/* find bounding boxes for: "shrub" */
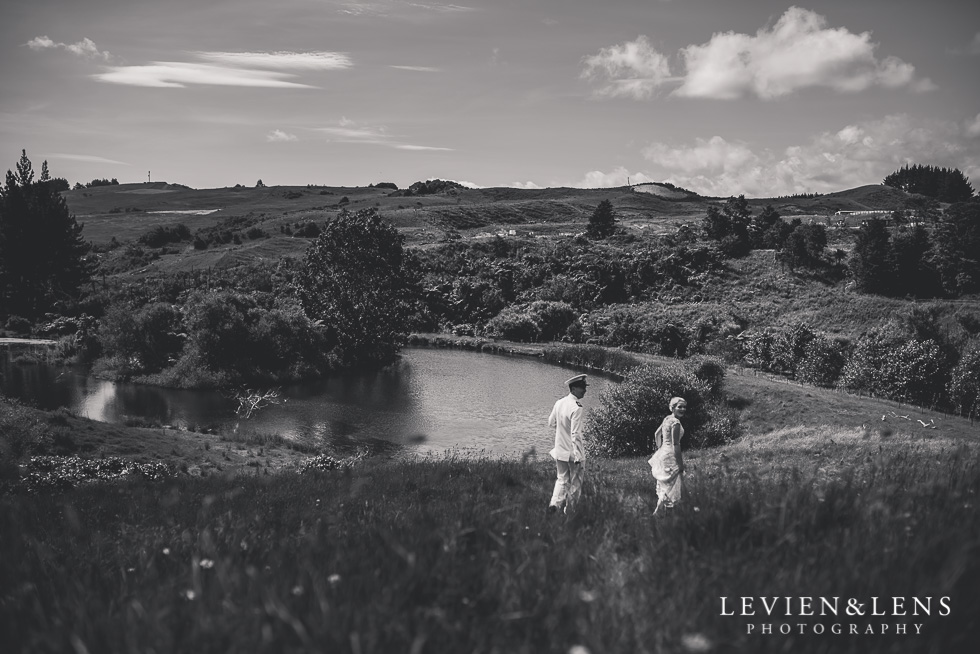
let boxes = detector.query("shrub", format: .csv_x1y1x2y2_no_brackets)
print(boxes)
948,345,980,419
838,330,949,406
796,335,848,387
485,301,577,343
585,361,719,457
4,315,31,335
685,355,726,398
485,308,538,342
138,224,191,248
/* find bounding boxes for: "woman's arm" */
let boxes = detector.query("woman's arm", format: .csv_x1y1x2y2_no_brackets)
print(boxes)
670,422,684,472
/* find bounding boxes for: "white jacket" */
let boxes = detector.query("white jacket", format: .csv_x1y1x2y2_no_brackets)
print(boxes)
548,393,586,462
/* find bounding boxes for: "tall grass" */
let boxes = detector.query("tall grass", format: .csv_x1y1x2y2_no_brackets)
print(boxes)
2,432,977,653
542,343,642,376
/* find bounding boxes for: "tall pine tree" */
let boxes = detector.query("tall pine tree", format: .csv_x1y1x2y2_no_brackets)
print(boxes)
0,150,93,318
849,217,895,295
587,199,617,239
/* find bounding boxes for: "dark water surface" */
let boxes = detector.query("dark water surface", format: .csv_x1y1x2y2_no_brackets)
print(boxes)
1,345,615,457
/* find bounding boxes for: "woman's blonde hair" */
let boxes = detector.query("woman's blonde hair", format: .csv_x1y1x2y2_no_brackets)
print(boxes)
669,397,686,411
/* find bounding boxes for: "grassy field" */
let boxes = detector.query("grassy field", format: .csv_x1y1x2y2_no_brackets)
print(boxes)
2,423,977,653
2,341,979,653
64,180,906,249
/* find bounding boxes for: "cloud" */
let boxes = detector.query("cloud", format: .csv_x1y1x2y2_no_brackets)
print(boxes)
513,181,544,189
390,65,440,72
637,114,980,197
970,33,980,55
316,119,450,151
267,129,298,142
195,51,351,70
27,36,111,61
441,179,481,189
967,113,980,138
316,124,390,143
92,50,350,88
94,62,315,88
638,116,977,196
581,35,674,99
395,144,453,151
337,1,476,18
51,153,129,165
583,7,932,101
576,166,657,188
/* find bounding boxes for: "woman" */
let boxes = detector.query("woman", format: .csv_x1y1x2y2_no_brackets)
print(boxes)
648,397,687,514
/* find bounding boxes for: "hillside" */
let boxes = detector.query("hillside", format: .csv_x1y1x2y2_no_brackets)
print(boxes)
65,181,918,249
60,180,980,348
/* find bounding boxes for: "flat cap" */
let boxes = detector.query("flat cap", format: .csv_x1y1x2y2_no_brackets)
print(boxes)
565,374,588,386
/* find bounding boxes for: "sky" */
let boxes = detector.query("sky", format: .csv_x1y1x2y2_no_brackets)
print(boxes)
2,0,979,197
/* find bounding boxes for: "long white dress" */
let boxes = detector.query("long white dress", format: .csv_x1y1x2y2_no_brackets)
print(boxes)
648,415,684,509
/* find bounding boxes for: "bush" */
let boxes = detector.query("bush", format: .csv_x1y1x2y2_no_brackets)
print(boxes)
838,330,949,406
948,345,980,419
796,335,848,387
585,361,735,458
4,315,32,335
485,301,577,343
685,355,726,398
138,224,191,248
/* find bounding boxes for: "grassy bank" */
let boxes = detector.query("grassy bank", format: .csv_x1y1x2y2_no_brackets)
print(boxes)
2,424,978,653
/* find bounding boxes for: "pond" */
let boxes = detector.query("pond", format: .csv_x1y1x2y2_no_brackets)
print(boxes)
0,345,616,458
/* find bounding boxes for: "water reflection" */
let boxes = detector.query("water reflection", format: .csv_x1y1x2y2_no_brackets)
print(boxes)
1,345,616,457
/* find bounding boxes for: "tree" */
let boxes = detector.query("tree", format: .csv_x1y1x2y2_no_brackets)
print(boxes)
849,218,894,294
750,204,786,248
0,150,93,318
892,224,939,297
932,202,980,295
948,345,980,420
298,208,417,366
587,199,617,239
702,205,730,240
883,164,975,203
781,224,827,270
703,196,751,256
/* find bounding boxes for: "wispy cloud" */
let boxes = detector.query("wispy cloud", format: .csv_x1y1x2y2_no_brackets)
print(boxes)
337,1,476,18
92,50,350,88
317,123,391,144
27,36,111,61
395,144,453,151
195,51,352,70
316,119,451,151
583,7,934,101
94,63,315,88
390,65,440,72
267,129,298,142
964,32,980,55
639,114,979,196
51,153,129,165
966,113,980,138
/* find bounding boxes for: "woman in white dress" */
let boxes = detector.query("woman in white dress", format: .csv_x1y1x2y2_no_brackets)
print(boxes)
648,397,687,514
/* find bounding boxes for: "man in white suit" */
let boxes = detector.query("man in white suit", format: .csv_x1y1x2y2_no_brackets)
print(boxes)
547,374,588,514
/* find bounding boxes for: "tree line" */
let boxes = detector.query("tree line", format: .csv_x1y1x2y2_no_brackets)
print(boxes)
883,164,975,203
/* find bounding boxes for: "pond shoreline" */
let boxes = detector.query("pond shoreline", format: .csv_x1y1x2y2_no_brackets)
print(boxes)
0,337,58,345
406,332,628,381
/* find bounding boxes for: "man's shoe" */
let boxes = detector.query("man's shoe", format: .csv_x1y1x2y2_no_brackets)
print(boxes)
547,505,558,514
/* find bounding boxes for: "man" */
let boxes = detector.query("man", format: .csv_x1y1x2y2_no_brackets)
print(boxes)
547,374,587,514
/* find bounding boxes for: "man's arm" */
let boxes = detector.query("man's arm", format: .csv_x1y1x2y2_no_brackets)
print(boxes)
569,403,584,460
548,401,558,428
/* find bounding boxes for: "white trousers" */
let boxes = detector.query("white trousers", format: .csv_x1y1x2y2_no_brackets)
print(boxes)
550,459,584,511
